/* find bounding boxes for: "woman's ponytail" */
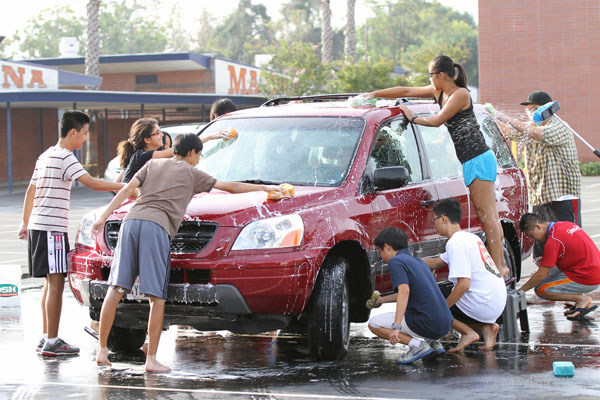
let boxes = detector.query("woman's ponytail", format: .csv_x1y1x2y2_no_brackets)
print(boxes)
117,139,135,169
431,55,468,89
453,62,468,88
116,118,158,169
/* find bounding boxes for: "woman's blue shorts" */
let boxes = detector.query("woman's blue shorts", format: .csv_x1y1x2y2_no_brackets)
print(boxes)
462,149,497,186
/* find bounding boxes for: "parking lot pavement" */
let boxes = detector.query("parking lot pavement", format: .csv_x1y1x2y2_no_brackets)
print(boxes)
1,178,600,398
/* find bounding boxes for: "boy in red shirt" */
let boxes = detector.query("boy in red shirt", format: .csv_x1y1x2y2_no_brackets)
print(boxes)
519,213,600,321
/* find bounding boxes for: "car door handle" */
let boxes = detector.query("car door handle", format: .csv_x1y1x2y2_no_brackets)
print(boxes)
421,199,435,207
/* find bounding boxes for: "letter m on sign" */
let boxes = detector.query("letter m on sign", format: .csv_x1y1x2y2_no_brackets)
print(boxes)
228,65,247,94
2,66,25,88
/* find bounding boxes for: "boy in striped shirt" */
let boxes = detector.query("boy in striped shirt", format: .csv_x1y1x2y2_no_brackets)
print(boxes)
18,110,124,357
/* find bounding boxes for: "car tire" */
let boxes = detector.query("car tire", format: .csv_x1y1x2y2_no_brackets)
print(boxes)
107,326,146,353
503,239,517,289
307,256,350,361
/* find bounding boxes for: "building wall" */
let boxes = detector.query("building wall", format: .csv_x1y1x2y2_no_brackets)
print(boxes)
0,110,211,186
100,70,215,93
0,108,59,184
479,0,600,162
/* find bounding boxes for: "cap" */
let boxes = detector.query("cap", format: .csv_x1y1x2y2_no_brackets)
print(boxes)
520,90,552,106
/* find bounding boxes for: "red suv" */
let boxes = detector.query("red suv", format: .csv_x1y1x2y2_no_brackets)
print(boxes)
68,95,532,360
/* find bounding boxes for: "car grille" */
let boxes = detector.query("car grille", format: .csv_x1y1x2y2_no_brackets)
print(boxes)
104,220,218,254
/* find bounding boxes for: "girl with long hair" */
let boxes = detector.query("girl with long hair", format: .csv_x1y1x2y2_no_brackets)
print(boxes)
364,55,507,277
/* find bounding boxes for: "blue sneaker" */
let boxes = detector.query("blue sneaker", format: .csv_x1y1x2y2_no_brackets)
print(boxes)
396,341,434,364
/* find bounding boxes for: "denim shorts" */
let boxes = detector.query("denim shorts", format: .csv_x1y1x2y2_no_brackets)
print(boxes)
462,149,497,186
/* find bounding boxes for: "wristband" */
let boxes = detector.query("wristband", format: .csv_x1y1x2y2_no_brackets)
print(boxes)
391,322,402,330
411,115,418,123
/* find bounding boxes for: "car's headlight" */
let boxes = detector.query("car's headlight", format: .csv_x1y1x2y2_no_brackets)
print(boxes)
232,214,304,250
76,209,102,248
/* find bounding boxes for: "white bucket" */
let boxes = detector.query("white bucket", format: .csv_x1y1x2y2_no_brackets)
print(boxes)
0,264,22,308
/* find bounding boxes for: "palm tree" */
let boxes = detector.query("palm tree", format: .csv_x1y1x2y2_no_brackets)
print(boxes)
345,0,356,62
85,0,100,176
85,0,100,88
321,0,333,63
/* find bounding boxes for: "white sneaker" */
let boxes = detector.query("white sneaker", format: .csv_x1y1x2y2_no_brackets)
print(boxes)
429,340,445,356
396,341,434,364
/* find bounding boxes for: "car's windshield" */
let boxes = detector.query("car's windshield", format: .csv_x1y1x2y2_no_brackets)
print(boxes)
198,117,364,186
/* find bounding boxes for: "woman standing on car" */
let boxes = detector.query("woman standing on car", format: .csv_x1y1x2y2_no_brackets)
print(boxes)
364,54,508,277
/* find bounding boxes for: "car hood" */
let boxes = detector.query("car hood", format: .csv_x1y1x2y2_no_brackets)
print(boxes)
185,186,340,226
113,186,340,227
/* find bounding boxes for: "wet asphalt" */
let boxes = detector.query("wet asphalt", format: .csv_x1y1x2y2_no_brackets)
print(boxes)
1,179,600,399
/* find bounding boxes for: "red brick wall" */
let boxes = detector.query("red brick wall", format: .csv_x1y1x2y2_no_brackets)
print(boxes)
0,108,59,183
101,70,214,93
479,0,600,162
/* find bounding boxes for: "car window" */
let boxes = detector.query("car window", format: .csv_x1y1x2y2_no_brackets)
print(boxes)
369,117,422,182
199,117,364,186
476,113,515,169
418,124,463,179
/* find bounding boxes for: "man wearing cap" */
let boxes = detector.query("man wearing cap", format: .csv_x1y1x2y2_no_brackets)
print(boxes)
495,90,581,260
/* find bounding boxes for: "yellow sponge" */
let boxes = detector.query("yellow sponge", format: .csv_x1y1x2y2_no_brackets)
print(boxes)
366,290,380,309
267,183,295,201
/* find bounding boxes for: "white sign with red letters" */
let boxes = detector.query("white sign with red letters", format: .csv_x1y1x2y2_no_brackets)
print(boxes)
214,59,260,96
0,61,58,90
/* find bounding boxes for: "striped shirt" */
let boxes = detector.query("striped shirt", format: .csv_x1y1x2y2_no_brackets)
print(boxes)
28,146,87,232
509,116,581,206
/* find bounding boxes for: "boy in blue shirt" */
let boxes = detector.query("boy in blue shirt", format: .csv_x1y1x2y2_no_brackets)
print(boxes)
368,227,453,363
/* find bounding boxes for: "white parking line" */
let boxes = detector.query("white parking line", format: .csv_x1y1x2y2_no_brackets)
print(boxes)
582,208,600,214
0,259,26,264
3,381,404,400
584,182,600,188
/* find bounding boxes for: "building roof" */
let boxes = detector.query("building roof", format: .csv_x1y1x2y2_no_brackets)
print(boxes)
0,89,266,109
23,52,213,74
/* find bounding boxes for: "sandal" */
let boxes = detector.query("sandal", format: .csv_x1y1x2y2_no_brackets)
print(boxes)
566,305,597,321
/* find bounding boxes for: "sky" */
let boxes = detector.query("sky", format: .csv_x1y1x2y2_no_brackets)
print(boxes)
0,0,478,53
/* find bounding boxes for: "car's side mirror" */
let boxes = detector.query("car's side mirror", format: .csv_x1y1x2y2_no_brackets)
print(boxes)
374,166,410,190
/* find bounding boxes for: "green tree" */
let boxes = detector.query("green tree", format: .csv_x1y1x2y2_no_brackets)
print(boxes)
209,0,273,64
260,40,332,97
12,1,167,58
14,6,85,58
357,0,479,85
278,0,322,44
98,1,167,54
327,58,409,93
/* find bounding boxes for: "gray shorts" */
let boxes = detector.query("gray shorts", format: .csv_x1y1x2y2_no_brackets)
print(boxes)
108,219,171,299
536,267,600,295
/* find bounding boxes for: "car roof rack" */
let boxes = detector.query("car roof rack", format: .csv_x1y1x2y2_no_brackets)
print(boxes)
261,93,361,107
394,97,436,105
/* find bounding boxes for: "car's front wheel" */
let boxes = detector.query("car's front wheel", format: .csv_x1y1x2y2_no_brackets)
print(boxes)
107,326,146,353
307,256,350,360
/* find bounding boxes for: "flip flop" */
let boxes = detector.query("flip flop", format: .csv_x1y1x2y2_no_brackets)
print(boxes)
564,300,593,315
566,305,598,321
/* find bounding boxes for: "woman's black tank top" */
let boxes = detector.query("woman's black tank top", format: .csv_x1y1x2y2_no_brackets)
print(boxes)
437,91,489,164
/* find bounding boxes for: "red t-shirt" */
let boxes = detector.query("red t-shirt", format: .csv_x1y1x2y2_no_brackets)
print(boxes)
540,221,600,285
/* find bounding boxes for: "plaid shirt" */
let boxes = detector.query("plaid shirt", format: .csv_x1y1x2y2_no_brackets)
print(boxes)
509,116,581,206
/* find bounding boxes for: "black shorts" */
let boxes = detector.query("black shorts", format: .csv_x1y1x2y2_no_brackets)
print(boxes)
438,281,483,325
28,230,70,278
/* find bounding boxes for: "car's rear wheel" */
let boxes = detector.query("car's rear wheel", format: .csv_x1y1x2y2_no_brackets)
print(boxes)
307,256,350,360
107,326,146,353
